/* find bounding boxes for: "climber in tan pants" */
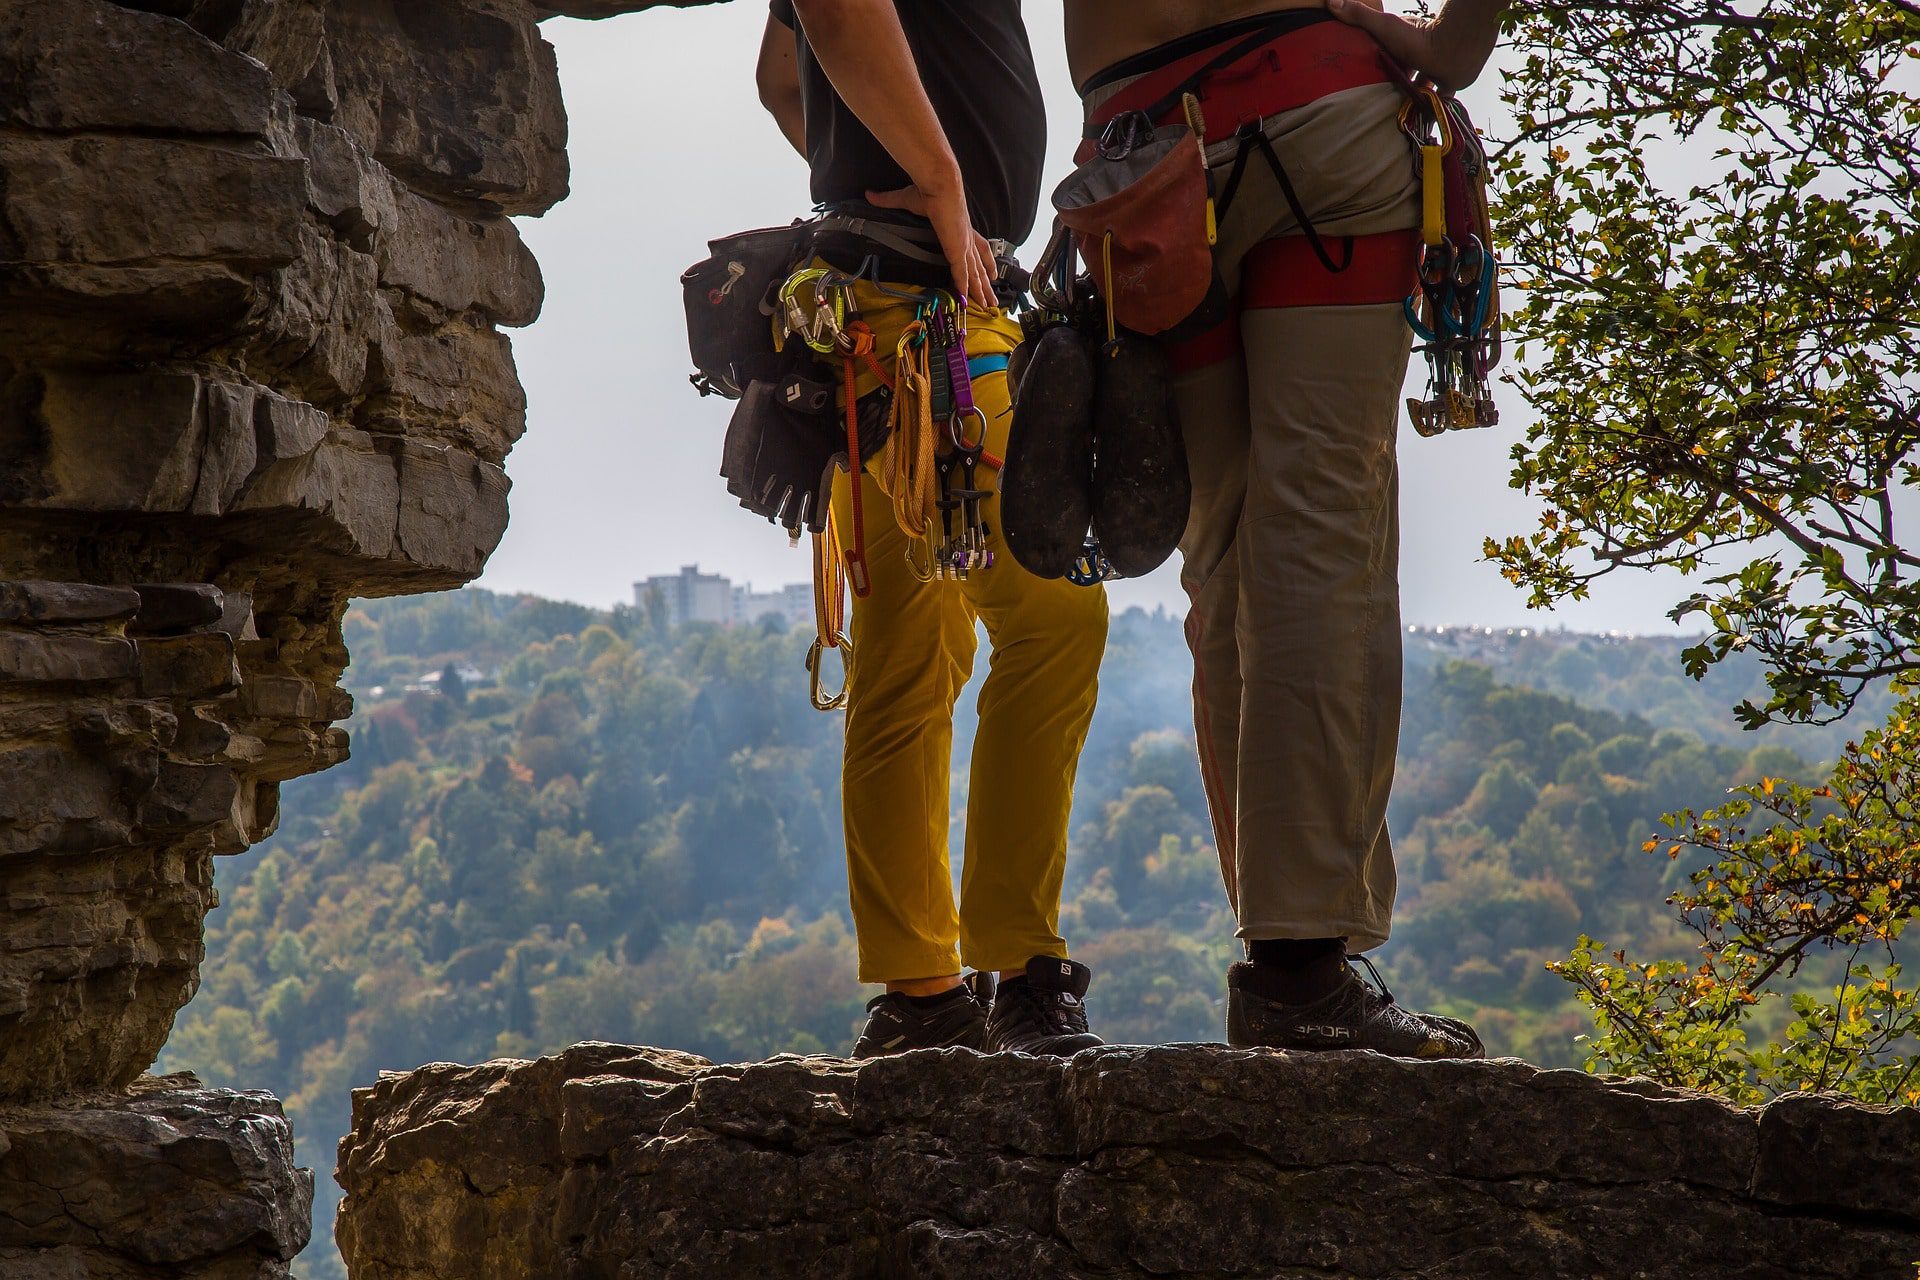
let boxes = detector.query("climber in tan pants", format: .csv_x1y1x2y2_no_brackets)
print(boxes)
1063,0,1504,1055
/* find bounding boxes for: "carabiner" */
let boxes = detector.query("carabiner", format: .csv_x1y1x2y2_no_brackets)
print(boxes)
948,405,989,456
806,632,852,712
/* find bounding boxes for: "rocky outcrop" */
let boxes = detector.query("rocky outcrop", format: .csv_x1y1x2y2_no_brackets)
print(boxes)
0,0,551,1104
0,1073,312,1279
336,1043,1920,1279
1,0,586,1271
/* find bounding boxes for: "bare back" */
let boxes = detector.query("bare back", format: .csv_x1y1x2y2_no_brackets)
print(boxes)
1063,0,1381,90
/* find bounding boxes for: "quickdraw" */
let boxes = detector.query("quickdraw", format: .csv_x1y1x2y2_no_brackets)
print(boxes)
1398,83,1500,438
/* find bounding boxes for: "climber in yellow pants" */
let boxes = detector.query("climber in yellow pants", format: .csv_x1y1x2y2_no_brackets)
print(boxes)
822,275,1110,1057
760,0,1110,1058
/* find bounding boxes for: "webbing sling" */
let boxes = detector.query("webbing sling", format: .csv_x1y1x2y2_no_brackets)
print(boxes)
1214,125,1354,274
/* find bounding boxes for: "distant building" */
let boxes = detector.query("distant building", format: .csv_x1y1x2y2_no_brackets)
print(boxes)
634,566,811,630
403,663,488,694
734,581,813,630
636,566,737,627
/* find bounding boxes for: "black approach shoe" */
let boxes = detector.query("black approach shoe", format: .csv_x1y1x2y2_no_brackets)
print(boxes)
985,956,1105,1056
1089,333,1189,579
1227,955,1485,1059
852,985,987,1059
1001,323,1097,579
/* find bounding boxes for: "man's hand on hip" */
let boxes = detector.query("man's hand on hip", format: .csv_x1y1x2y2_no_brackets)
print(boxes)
1326,0,1503,94
866,182,999,308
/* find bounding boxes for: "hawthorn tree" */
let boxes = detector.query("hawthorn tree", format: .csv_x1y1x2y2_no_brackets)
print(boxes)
1491,0,1920,1097
1490,0,1920,727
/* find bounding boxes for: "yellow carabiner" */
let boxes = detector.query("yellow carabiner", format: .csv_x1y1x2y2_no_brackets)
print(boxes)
779,267,846,354
806,632,852,712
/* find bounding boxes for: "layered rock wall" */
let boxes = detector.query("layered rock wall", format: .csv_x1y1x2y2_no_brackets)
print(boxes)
336,1043,1920,1280
1,0,587,1272
1,0,552,1104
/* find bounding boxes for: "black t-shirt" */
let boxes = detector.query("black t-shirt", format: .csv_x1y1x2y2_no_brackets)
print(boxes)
769,0,1045,244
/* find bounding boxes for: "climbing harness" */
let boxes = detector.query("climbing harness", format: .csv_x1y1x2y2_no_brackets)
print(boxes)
774,269,1017,710
1398,83,1500,437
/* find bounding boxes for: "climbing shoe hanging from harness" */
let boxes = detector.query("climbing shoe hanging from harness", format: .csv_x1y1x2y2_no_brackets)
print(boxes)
1002,315,1097,581
1090,331,1187,579
1001,217,1188,582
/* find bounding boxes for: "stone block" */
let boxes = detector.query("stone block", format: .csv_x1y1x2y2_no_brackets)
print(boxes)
0,845,211,1099
136,634,240,699
215,591,259,642
0,0,273,136
233,429,402,563
1753,1091,1920,1221
377,184,544,326
0,634,136,684
362,317,527,463
0,742,128,845
238,676,323,721
17,370,327,520
0,581,140,626
250,0,569,215
136,762,239,830
0,136,307,270
338,1044,1920,1280
129,584,226,635
0,1076,312,1271
393,441,512,581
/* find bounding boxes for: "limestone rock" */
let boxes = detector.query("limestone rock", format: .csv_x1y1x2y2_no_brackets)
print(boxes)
0,1074,312,1278
336,1043,1920,1280
0,0,541,1107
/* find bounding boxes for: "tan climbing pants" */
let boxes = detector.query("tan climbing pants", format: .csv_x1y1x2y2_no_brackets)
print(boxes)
1086,39,1422,951
827,277,1109,984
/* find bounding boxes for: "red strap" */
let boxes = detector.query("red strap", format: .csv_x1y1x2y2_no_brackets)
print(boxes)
1081,20,1393,154
1242,228,1419,309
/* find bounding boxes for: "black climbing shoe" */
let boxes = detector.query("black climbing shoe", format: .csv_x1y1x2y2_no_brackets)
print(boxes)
1089,333,1189,579
852,985,987,1059
1001,323,1097,579
985,956,1104,1056
1226,956,1484,1059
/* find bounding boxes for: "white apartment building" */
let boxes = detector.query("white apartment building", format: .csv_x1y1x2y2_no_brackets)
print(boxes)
633,566,812,630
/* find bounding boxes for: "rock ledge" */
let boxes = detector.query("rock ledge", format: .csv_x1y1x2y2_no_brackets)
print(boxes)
336,1042,1920,1279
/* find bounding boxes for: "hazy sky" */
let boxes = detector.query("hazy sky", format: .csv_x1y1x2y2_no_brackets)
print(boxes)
478,2,1690,632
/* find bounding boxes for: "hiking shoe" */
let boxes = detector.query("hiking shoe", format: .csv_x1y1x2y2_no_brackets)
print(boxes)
1089,332,1189,579
985,956,1104,1056
1226,955,1484,1059
1002,323,1097,579
852,985,987,1059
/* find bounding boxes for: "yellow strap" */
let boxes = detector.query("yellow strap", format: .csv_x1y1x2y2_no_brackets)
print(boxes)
1410,87,1454,247
1420,144,1445,246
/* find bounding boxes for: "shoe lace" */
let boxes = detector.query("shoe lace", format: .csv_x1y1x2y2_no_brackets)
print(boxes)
1349,953,1399,1006
1006,982,1089,1036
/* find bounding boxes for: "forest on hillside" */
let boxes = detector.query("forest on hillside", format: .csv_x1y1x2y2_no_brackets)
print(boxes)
159,588,1835,1276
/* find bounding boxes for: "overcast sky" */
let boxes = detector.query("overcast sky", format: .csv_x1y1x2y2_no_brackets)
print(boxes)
478,1,1691,633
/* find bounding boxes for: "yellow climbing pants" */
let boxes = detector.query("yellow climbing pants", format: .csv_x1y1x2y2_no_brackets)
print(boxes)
827,275,1108,984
